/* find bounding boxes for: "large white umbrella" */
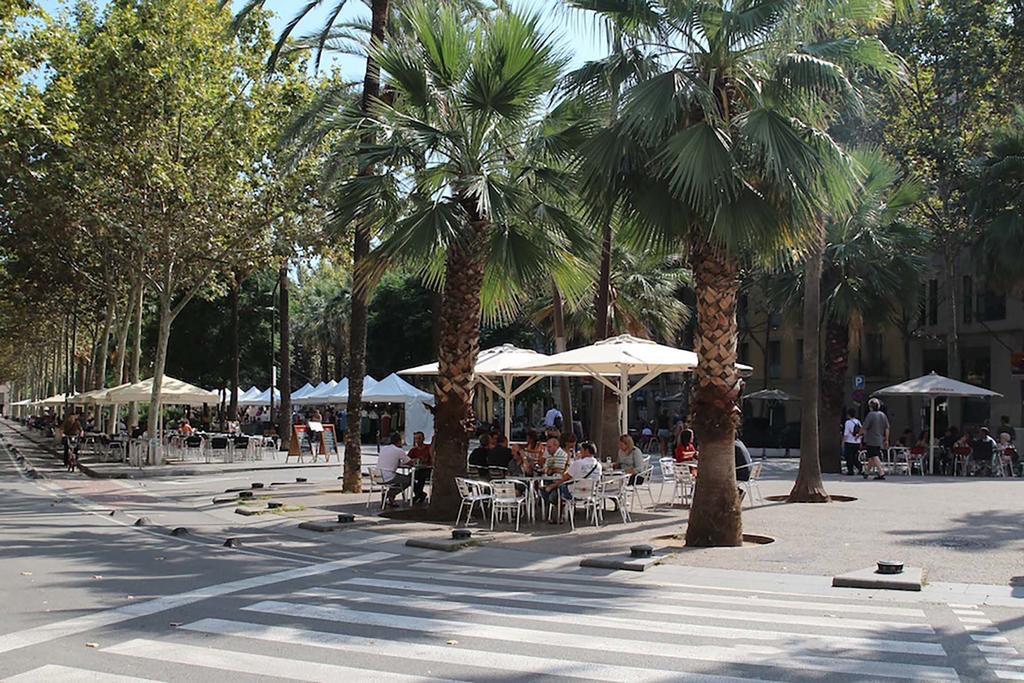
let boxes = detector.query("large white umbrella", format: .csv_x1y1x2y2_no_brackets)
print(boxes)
39,392,74,406
106,376,218,406
873,371,1002,472
511,335,700,435
401,344,570,437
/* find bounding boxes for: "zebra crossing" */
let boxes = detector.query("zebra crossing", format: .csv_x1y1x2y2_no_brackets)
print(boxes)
5,559,1009,681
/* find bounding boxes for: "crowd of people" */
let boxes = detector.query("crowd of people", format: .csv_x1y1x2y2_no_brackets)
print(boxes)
842,399,1018,478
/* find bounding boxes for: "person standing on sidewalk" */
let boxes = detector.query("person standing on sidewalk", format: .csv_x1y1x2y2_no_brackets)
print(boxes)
862,398,889,480
842,408,864,475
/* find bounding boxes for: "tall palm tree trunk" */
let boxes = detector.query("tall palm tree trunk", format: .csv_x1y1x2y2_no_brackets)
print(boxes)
228,275,240,421
428,221,489,517
590,219,612,446
277,264,292,449
790,227,830,502
819,320,849,473
342,0,389,494
685,243,743,547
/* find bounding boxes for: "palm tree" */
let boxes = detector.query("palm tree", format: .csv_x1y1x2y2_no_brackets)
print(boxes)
339,3,579,516
768,148,925,471
572,0,880,545
976,107,1024,294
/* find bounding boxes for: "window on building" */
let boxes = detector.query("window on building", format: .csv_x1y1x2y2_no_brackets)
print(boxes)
977,283,1006,322
738,342,749,364
863,332,886,376
918,282,927,327
928,279,938,325
768,340,782,379
795,339,803,379
963,275,973,324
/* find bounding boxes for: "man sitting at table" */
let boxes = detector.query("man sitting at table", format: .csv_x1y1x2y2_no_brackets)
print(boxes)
542,441,602,516
378,432,412,507
468,434,491,470
407,431,432,505
543,436,569,476
487,434,514,469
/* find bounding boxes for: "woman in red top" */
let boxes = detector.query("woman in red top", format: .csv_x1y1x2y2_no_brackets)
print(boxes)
674,428,697,463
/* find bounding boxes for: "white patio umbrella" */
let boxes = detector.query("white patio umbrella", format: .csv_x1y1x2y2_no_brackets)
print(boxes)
742,388,799,402
873,371,1002,472
401,344,568,437
105,376,218,406
39,392,74,406
511,335,700,435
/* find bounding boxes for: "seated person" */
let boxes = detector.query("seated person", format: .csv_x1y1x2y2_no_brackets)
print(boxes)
615,434,645,484
996,431,1018,474
406,431,432,505
543,436,569,476
674,428,697,462
970,427,997,476
487,434,514,469
542,441,602,512
897,428,914,448
467,434,491,470
561,432,578,457
377,432,411,507
508,449,534,477
179,418,194,437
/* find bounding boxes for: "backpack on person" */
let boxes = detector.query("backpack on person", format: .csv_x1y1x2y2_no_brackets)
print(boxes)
852,422,862,437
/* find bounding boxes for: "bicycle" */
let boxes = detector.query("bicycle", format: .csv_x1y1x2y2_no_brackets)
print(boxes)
64,435,81,472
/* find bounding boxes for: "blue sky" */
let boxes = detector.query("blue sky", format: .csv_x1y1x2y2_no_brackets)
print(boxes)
37,0,609,80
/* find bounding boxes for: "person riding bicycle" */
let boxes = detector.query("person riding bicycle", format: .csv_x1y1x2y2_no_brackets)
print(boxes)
61,413,84,470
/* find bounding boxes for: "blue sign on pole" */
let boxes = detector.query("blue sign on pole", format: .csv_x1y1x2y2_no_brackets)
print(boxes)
853,375,866,390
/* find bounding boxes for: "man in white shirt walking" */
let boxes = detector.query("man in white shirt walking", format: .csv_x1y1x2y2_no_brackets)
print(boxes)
842,408,864,476
377,432,411,507
544,406,563,430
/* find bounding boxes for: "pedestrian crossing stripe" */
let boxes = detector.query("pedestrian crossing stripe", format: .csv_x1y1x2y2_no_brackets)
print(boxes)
5,664,163,682
243,600,959,681
183,617,781,683
303,582,946,657
392,565,928,617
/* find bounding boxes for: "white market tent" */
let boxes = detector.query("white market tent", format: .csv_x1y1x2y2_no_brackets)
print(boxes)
363,373,434,443
873,371,1003,472
512,335,700,434
401,344,570,437
239,387,280,407
292,380,338,406
106,376,218,406
290,382,317,402
320,376,379,405
39,392,75,407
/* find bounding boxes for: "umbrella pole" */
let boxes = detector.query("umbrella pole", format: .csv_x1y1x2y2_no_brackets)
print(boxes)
929,396,935,475
503,375,512,438
619,368,629,436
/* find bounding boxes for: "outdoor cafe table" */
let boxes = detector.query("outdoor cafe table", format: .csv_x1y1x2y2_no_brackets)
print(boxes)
506,474,562,523
396,463,432,505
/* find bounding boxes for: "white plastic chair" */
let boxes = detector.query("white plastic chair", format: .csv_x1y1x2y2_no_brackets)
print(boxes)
673,464,695,506
599,473,630,523
658,457,676,503
625,465,655,510
366,466,389,510
565,478,601,530
489,479,527,531
738,461,763,507
455,478,493,527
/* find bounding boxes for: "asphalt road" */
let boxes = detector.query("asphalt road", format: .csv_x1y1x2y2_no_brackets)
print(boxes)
2,429,1024,682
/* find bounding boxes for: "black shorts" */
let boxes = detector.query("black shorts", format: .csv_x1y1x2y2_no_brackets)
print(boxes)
866,445,883,460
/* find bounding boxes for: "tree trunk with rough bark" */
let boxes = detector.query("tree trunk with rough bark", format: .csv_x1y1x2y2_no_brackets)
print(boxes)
228,276,240,421
942,245,961,425
109,286,135,435
789,227,830,503
342,0,389,494
277,264,292,449
128,285,143,429
819,320,849,473
590,218,613,446
147,293,173,437
551,282,573,433
428,217,489,518
685,243,743,547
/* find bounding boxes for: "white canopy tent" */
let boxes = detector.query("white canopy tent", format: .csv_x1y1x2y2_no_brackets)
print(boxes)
292,380,338,406
511,335,700,435
401,344,570,438
239,387,280,407
106,376,218,406
39,392,74,407
290,382,316,402
873,371,1003,472
320,376,379,405
363,373,434,443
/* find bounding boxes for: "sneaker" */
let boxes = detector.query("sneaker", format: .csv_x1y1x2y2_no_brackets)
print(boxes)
874,475,886,480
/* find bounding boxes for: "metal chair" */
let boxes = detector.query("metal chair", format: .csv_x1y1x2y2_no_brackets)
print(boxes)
455,478,492,527
737,461,763,507
366,466,390,510
657,457,676,504
183,435,204,462
565,478,601,530
598,473,630,523
489,479,527,531
232,436,252,461
673,464,695,506
209,436,230,462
